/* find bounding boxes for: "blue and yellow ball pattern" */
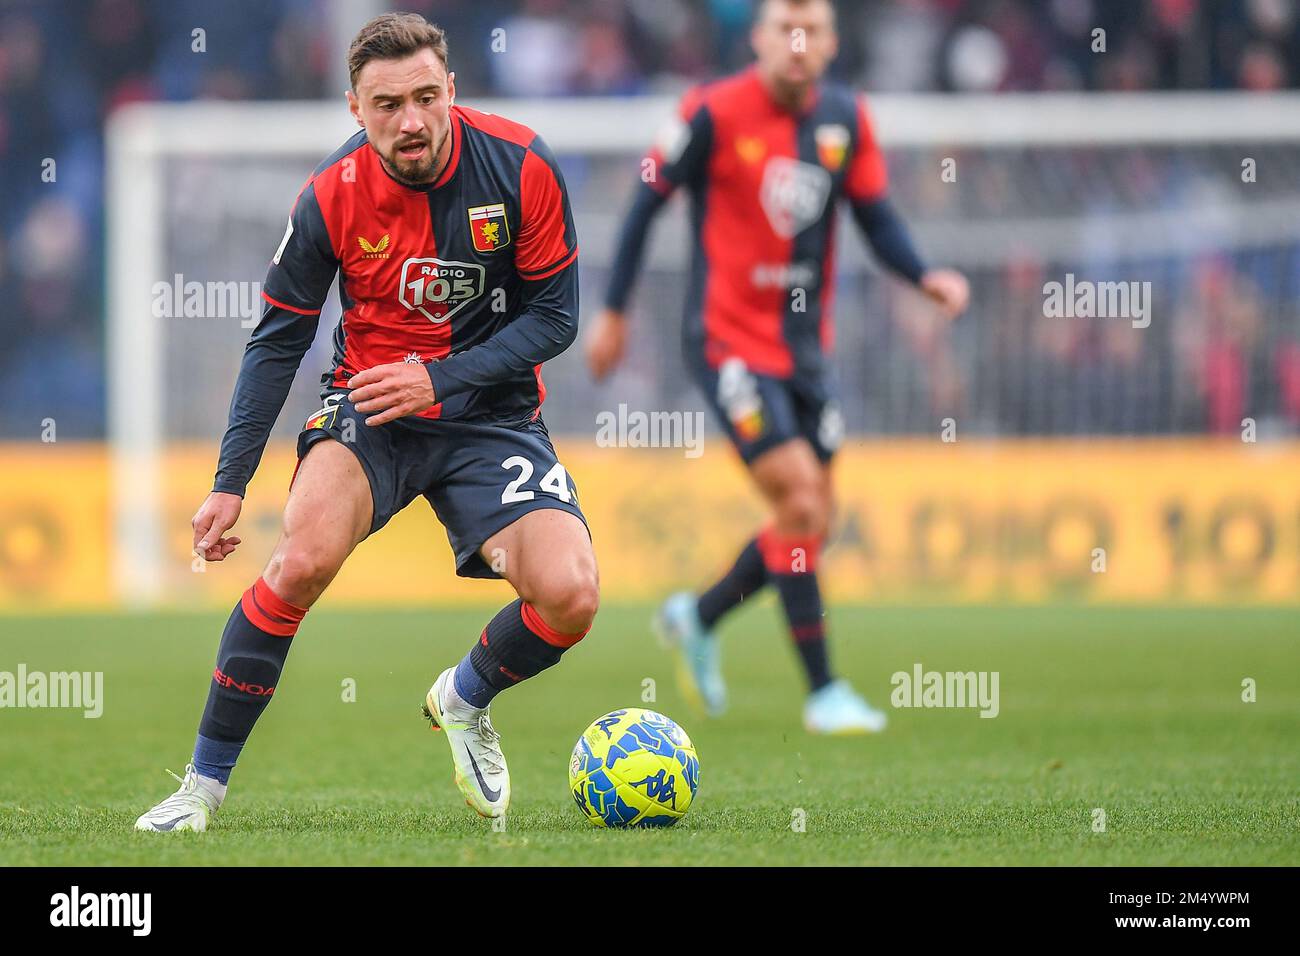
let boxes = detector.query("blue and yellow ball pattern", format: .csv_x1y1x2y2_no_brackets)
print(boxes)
568,708,700,828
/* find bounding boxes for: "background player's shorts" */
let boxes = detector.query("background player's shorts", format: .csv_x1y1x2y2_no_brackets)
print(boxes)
295,397,587,579
691,357,844,464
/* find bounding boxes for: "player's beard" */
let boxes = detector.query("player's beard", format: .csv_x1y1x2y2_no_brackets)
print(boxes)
382,126,450,186
770,72,816,112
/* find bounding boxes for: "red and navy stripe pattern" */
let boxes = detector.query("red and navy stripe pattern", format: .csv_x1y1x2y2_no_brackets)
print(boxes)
606,67,893,381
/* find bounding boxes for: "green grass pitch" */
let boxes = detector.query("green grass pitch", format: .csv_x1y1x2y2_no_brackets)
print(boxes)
1,603,1296,865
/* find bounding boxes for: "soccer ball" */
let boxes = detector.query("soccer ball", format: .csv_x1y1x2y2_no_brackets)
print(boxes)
568,708,699,828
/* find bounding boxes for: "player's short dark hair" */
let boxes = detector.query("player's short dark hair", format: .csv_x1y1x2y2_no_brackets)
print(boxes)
347,12,449,89
755,0,836,25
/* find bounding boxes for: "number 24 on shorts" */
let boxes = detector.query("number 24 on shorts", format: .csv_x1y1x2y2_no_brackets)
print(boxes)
501,456,573,504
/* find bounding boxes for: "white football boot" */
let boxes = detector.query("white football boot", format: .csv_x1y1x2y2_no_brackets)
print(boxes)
421,667,510,818
803,680,888,735
134,764,225,832
655,591,727,717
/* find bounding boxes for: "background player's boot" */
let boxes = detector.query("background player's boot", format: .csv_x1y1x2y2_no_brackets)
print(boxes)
804,680,888,735
655,591,727,717
134,763,225,832
422,667,510,818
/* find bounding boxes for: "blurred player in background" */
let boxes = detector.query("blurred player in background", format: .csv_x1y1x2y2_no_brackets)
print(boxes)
586,0,968,733
135,13,594,830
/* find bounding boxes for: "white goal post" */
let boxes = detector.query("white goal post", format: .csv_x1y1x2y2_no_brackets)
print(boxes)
106,92,1300,605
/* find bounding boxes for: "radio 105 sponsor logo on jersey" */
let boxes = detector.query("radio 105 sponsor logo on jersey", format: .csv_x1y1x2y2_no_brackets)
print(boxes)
399,257,486,323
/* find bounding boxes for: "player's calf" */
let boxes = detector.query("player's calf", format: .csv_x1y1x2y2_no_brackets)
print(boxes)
192,577,308,783
461,596,592,706
136,576,307,832
136,439,372,831
758,527,836,692
421,509,596,815
423,596,592,817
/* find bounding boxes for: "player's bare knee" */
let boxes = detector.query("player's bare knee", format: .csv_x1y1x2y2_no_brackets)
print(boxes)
774,481,828,538
531,568,599,636
264,546,336,608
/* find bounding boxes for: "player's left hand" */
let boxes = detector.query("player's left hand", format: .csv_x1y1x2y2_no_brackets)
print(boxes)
347,363,437,426
920,268,970,319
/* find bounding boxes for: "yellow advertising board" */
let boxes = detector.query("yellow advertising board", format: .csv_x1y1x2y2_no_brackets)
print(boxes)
2,440,1298,609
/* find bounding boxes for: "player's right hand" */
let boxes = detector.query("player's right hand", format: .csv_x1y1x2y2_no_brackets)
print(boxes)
585,308,629,382
192,491,243,562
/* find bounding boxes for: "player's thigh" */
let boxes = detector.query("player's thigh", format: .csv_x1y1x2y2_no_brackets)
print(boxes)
263,438,373,603
819,457,837,520
484,507,599,607
749,437,832,535
797,387,839,519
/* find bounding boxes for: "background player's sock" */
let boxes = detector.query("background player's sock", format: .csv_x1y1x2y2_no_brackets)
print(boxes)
193,576,306,784
696,536,767,630
759,529,833,692
451,598,588,710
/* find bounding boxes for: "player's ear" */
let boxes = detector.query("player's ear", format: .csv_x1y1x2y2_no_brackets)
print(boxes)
346,89,363,128
446,70,456,107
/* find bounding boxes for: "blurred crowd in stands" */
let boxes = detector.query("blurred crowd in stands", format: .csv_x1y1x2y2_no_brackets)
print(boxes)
3,0,1299,437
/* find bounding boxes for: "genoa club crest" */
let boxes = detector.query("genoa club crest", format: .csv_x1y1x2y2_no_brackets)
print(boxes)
815,124,850,172
467,202,510,253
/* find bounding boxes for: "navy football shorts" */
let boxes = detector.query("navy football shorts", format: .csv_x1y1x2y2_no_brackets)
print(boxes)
691,356,843,464
295,396,588,579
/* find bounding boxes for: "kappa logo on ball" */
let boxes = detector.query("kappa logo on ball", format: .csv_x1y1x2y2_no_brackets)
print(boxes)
760,156,832,238
398,257,485,323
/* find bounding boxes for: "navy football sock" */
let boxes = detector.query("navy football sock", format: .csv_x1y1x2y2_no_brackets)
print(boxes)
452,598,588,708
760,531,834,692
192,735,244,786
696,537,767,630
774,571,833,692
194,577,306,784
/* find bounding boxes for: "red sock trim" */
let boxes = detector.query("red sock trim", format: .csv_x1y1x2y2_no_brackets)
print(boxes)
240,577,308,637
757,527,823,574
790,622,826,643
520,601,589,649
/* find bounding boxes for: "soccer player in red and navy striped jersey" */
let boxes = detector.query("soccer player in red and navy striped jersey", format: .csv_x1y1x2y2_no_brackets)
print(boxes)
135,14,594,831
587,0,969,734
